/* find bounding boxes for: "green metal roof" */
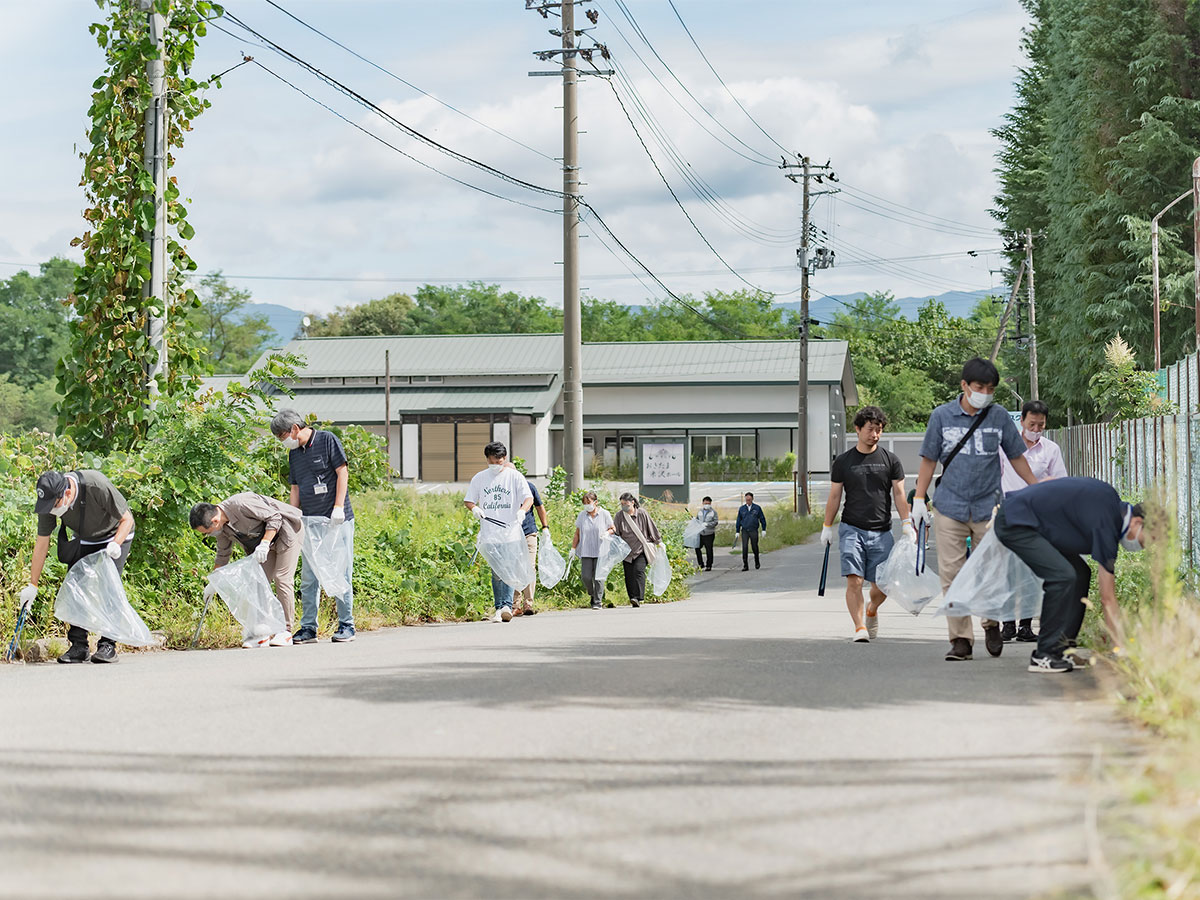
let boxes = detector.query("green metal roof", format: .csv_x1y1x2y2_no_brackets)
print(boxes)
276,384,560,422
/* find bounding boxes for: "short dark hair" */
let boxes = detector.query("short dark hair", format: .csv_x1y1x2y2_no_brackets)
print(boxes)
744,492,754,499
582,490,598,503
702,496,712,502
961,356,1000,387
189,502,219,530
854,405,888,429
483,441,507,460
1130,503,1145,520
618,491,638,507
1021,400,1050,420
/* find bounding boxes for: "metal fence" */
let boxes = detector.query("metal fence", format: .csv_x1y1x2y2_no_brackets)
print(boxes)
1051,350,1200,564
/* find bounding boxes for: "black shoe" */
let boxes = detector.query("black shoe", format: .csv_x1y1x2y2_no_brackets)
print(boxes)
90,640,118,664
755,562,760,569
1016,625,1038,642
292,627,318,644
1001,622,1017,642
1028,651,1074,673
945,638,972,661
705,566,712,571
57,644,91,664
590,602,602,610
983,623,1004,657
742,566,749,571
630,598,641,608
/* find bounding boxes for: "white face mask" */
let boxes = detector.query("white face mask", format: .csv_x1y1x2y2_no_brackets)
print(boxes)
702,504,711,509
281,437,300,450
968,390,994,410
583,503,595,513
487,463,503,474
50,500,70,517
1022,429,1041,443
1120,535,1143,552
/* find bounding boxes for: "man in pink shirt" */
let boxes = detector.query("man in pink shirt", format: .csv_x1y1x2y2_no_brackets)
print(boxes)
999,399,1068,641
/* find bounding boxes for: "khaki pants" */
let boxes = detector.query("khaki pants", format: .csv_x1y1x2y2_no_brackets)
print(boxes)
935,513,997,643
517,533,538,608
263,538,300,631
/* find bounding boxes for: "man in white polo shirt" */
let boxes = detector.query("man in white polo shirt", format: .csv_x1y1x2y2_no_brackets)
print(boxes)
999,399,1068,642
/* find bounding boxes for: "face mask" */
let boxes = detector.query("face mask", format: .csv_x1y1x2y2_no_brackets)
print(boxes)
1120,535,1143,552
281,437,300,450
968,390,994,409
702,504,711,509
1022,429,1041,443
487,463,503,474
583,503,595,513
50,500,70,517
621,503,633,512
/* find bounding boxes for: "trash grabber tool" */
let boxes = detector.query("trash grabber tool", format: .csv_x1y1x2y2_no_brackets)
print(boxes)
190,591,217,649
5,606,29,662
818,544,831,597
916,520,927,575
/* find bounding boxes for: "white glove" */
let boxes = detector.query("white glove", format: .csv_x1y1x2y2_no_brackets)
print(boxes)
105,540,122,560
330,506,345,525
202,584,217,602
19,584,36,613
253,540,270,563
911,497,930,530
567,548,576,564
820,525,835,547
471,506,485,521
901,518,916,541
541,526,550,534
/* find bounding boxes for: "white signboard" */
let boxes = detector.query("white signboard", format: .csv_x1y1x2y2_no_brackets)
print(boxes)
642,442,686,485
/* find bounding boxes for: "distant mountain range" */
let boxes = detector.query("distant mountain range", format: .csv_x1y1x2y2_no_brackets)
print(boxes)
239,288,997,346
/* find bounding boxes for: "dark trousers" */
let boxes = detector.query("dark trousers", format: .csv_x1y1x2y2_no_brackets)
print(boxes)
580,556,605,607
741,531,760,566
993,510,1091,657
67,541,132,649
623,554,648,602
695,533,715,569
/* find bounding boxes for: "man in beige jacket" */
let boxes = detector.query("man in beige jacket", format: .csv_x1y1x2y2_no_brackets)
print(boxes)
190,493,303,646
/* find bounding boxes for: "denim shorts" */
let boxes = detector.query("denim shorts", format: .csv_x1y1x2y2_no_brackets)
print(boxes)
838,522,894,583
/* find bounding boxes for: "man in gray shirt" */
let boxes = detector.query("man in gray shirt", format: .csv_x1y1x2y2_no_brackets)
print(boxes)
911,357,1037,662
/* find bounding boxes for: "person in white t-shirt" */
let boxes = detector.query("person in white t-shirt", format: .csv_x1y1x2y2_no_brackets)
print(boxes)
463,441,533,623
999,399,1068,642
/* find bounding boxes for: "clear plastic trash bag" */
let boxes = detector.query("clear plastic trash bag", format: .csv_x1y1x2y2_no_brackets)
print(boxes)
207,556,287,640
301,516,350,597
875,535,942,616
595,533,632,583
682,518,704,549
478,520,536,590
934,529,1044,621
538,532,568,588
648,542,673,596
54,551,156,646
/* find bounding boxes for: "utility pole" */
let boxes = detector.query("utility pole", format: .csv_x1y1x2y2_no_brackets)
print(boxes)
384,349,392,473
140,0,168,401
1193,156,1200,351
526,1,610,492
781,155,836,515
1025,228,1039,401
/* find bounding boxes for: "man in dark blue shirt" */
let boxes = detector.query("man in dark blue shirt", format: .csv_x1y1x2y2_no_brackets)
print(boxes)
271,409,356,643
992,477,1145,673
735,492,767,571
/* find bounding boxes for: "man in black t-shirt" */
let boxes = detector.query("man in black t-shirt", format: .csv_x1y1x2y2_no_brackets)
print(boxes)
821,406,913,642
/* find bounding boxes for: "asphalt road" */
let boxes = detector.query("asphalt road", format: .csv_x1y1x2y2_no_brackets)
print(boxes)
0,536,1114,899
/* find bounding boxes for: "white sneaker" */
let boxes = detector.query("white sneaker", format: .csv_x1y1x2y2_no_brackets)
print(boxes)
501,607,513,622
865,614,879,640
269,632,293,647
491,609,505,623
853,628,870,642
241,635,269,649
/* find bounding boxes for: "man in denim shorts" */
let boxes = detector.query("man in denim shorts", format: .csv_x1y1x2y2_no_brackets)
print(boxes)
821,406,913,641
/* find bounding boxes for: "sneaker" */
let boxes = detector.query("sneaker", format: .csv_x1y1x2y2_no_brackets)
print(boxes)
755,561,760,569
1028,651,1074,673
945,638,973,661
90,641,118,664
590,602,602,610
1001,622,1017,642
242,635,270,649
490,609,505,623
853,628,870,642
865,614,879,640
57,644,91,664
983,623,1004,657
630,598,641,608
269,632,293,647
292,627,318,644
501,606,513,622
332,623,356,643
1016,625,1038,642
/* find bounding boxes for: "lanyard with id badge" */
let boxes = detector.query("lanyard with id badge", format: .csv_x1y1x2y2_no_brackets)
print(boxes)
313,476,328,497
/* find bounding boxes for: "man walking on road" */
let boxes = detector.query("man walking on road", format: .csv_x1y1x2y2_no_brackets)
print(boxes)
692,496,718,571
735,492,767,571
463,441,532,623
821,406,913,642
998,399,1068,643
992,477,1143,672
911,357,1038,662
514,478,550,616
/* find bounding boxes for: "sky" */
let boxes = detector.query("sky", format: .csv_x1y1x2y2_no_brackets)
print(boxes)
0,0,1030,318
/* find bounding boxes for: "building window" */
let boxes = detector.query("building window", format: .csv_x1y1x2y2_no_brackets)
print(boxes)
691,434,756,460
411,375,443,384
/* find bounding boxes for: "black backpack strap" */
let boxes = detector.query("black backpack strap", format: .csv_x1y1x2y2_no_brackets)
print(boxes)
940,408,988,477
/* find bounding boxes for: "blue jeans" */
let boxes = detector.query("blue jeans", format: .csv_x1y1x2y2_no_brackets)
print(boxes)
491,572,514,610
299,519,355,629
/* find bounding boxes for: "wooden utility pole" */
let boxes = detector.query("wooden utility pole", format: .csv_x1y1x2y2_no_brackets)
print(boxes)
560,0,583,493
1025,228,1039,401
141,0,168,400
1193,156,1200,351
384,349,392,472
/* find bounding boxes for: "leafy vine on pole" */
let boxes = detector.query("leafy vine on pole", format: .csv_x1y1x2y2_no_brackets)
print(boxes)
61,0,224,451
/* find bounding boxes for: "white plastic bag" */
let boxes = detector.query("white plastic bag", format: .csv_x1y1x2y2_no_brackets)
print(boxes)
478,520,535,590
648,542,672,596
538,532,568,588
682,519,704,549
54,551,156,647
301,516,350,597
935,529,1044,621
207,556,287,640
876,536,942,616
595,533,632,582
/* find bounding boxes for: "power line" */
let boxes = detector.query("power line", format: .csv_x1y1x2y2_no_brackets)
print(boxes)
837,196,999,239
837,181,998,236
